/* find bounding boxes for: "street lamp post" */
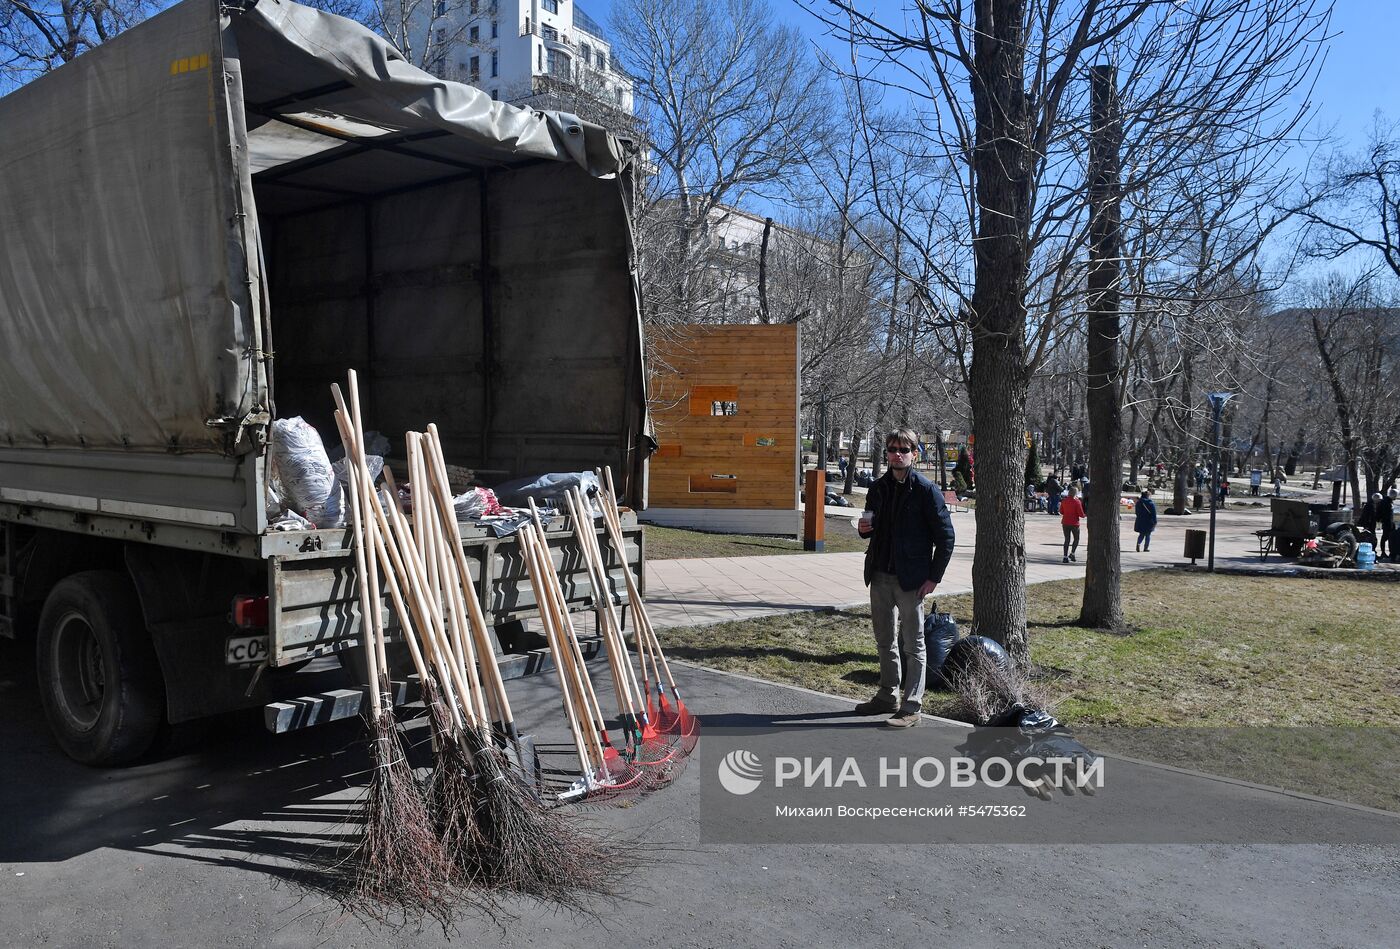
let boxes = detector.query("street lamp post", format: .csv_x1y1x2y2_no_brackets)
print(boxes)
1207,392,1235,571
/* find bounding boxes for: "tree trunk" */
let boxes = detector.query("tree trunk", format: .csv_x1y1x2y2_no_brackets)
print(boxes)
757,216,773,323
1127,397,1142,485
1079,65,1125,631
967,0,1032,669
1311,313,1362,513
1172,460,1191,514
1285,426,1306,476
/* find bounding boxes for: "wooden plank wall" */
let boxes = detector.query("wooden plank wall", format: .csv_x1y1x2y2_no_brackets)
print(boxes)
648,324,799,510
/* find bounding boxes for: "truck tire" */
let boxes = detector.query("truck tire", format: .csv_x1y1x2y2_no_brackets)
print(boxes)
1335,529,1360,566
36,571,165,766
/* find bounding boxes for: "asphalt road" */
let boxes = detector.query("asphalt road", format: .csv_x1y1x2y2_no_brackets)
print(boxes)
4,635,1399,949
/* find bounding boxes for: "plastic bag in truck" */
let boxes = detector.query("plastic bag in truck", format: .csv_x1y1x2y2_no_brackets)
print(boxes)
270,417,344,527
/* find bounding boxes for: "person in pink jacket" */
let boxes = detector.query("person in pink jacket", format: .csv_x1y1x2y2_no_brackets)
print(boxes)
1059,483,1085,563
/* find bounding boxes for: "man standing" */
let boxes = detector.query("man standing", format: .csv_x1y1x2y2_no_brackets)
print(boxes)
1044,472,1062,515
855,429,956,728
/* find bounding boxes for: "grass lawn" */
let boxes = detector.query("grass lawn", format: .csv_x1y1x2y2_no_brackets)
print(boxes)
658,569,1400,809
642,520,868,559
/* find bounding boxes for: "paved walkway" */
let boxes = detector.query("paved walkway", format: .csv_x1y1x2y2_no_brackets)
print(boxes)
645,503,1277,629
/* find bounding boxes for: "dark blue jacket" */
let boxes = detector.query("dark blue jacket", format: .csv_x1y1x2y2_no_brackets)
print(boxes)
861,468,956,591
1134,497,1158,532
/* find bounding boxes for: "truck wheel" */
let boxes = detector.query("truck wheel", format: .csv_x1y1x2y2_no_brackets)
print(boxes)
36,571,164,766
1335,530,1360,566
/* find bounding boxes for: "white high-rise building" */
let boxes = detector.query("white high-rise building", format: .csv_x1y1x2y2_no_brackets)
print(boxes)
435,0,633,118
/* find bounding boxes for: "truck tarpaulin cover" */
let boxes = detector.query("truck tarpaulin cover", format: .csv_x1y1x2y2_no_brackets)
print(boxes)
0,0,631,455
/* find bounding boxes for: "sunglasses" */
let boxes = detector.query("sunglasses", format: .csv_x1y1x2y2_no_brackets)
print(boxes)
885,446,914,454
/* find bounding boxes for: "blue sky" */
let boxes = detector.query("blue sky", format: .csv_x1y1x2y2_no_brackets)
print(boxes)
1307,0,1400,148
591,0,1397,284
592,0,1397,158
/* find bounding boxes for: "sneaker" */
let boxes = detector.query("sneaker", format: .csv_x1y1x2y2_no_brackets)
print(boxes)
1070,553,1076,562
1062,556,1070,563
854,696,898,716
885,710,921,728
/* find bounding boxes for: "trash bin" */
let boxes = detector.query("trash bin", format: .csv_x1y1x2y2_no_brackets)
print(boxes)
1193,492,1204,511
1184,529,1207,563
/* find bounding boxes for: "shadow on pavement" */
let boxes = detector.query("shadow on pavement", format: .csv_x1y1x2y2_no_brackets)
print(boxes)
0,636,400,890
692,710,889,731
669,645,873,666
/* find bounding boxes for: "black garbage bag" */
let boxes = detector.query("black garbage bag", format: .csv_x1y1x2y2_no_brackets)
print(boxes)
954,711,1100,798
924,610,960,689
984,702,1061,730
940,635,1012,689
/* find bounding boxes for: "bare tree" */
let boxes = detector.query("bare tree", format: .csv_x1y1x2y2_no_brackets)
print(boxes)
809,0,1329,667
611,0,832,327
1297,118,1400,281
1286,275,1400,503
0,0,156,91
367,0,475,74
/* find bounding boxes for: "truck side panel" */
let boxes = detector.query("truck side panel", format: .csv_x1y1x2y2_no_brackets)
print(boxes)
268,517,644,667
0,448,264,536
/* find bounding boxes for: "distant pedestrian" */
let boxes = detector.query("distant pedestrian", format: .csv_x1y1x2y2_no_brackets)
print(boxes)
1249,469,1262,497
1060,483,1085,563
1273,470,1284,496
1218,478,1230,504
1360,493,1381,534
1382,489,1397,562
1045,473,1063,515
1134,489,1157,552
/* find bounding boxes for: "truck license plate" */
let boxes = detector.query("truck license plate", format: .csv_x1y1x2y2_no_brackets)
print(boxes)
226,635,269,666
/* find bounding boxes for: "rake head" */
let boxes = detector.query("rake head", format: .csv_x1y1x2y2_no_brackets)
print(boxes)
654,690,700,758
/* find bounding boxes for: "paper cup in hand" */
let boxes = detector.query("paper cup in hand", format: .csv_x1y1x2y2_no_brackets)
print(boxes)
859,511,874,531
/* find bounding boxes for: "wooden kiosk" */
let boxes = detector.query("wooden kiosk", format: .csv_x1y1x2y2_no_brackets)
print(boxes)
644,324,800,535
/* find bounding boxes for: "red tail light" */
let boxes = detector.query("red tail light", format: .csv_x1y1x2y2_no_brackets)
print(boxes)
231,595,270,629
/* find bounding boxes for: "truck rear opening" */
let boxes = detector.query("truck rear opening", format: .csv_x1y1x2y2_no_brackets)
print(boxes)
0,0,651,765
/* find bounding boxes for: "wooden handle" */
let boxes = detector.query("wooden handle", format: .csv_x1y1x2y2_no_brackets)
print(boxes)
329,386,382,717
567,486,645,714
519,520,598,773
422,425,516,731
600,466,679,695
331,410,432,699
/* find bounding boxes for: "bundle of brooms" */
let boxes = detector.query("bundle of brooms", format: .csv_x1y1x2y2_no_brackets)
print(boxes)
328,371,624,921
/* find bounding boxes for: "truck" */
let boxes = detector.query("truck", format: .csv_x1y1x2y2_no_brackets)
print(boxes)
0,0,651,766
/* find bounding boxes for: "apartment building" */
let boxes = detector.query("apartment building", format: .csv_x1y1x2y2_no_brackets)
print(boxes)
433,0,633,116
